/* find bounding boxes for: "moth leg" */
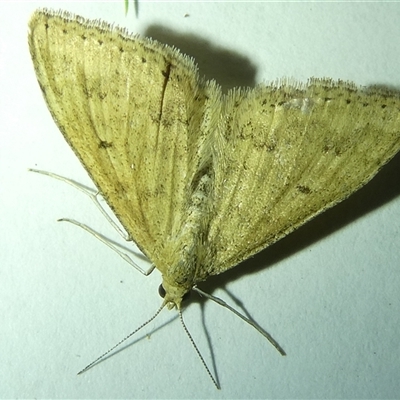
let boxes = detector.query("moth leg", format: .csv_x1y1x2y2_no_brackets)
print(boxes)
29,168,155,276
29,169,129,240
193,286,286,356
58,217,155,276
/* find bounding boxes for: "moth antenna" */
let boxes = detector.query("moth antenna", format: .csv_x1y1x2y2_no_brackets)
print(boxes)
193,286,286,356
178,309,220,390
28,169,154,276
77,303,165,375
28,169,129,240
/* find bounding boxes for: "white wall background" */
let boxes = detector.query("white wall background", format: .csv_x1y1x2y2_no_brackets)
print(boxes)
1,1,400,398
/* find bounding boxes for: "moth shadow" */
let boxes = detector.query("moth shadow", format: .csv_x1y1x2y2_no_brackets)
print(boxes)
199,150,400,296
134,27,400,334
144,24,258,93
191,147,400,361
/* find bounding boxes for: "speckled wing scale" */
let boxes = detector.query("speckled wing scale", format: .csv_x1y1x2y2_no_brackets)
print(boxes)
28,9,400,311
207,82,400,273
28,9,220,307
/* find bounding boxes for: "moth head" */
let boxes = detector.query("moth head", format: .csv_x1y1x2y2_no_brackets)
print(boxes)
159,279,191,310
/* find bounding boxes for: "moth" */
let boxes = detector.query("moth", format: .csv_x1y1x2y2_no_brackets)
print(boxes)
28,8,400,387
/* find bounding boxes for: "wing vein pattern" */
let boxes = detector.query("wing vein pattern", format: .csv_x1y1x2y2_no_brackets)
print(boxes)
29,10,400,295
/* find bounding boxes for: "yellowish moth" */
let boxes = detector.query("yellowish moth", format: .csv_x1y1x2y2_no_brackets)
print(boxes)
28,8,400,388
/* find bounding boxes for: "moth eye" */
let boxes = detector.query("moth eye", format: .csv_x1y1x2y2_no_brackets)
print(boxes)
158,284,191,301
158,284,166,298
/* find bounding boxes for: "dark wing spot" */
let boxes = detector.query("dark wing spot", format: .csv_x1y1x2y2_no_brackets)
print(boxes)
99,140,113,149
296,185,311,194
